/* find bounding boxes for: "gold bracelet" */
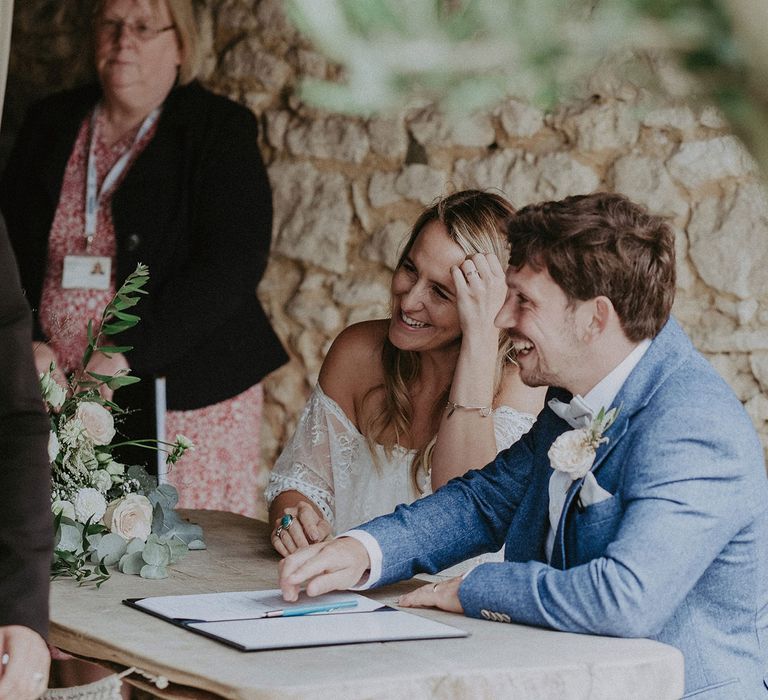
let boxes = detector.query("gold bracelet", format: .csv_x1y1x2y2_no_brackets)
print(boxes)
446,399,493,418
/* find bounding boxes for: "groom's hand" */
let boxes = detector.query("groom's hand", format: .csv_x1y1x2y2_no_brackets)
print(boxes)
279,538,370,601
397,576,464,614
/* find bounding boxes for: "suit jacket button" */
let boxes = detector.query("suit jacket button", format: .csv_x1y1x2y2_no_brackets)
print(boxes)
500,613,511,623
126,233,141,251
480,609,491,620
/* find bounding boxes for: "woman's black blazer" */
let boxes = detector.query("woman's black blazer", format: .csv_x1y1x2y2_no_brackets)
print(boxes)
0,81,288,411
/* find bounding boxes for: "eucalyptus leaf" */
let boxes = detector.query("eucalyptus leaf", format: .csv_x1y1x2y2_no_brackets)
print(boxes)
95,533,128,566
142,536,171,567
159,536,188,564
86,532,104,550
139,564,169,579
57,523,82,553
187,539,207,551
119,550,145,575
151,507,205,546
125,537,145,555
148,483,179,510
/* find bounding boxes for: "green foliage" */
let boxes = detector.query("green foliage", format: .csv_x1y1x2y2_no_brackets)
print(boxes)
286,0,768,172
45,264,203,585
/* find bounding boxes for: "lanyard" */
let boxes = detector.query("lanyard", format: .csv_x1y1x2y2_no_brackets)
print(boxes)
84,103,161,249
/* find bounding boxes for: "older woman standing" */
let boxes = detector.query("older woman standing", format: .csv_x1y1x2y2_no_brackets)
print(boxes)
1,0,287,518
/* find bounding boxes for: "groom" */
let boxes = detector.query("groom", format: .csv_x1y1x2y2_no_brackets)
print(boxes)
279,193,768,698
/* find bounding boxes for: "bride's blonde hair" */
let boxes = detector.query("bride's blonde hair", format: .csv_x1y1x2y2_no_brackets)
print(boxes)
360,190,516,493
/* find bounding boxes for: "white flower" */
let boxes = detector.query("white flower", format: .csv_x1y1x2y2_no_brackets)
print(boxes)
548,429,598,480
91,469,113,493
103,494,153,541
548,406,619,481
105,460,125,476
48,431,60,462
51,499,75,520
73,487,107,523
175,434,194,450
75,402,115,445
40,371,67,410
58,417,86,447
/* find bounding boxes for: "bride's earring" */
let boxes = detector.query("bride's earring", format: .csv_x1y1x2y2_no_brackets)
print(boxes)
506,346,519,368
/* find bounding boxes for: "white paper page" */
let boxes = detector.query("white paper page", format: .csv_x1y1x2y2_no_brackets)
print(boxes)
133,590,383,622
189,609,469,650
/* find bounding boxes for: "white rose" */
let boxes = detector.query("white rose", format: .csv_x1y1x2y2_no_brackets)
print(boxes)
103,494,153,541
73,487,108,523
105,460,125,475
51,499,75,520
91,469,113,493
40,371,67,410
48,431,60,462
547,428,597,480
74,402,115,445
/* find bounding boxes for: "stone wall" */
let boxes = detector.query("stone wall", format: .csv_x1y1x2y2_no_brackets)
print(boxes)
3,0,768,520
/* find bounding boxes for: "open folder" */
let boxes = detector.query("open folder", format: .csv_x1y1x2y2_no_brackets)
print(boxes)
124,590,469,651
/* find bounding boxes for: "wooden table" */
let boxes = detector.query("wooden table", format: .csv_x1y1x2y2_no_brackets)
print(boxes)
50,510,685,699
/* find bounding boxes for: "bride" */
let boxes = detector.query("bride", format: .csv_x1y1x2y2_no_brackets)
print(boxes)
266,190,545,555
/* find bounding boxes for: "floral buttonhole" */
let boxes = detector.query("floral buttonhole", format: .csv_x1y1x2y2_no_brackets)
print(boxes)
547,406,620,481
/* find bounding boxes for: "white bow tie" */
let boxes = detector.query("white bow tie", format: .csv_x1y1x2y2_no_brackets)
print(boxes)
548,395,593,429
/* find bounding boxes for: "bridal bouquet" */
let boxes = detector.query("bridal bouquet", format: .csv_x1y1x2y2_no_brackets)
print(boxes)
42,264,205,586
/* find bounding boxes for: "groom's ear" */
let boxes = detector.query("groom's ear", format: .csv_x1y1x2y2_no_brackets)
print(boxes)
585,296,614,340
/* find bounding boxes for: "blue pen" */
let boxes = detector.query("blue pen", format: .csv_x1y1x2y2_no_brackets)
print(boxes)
263,600,358,618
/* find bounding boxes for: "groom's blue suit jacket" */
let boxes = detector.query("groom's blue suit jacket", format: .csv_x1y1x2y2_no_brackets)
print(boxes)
359,319,768,698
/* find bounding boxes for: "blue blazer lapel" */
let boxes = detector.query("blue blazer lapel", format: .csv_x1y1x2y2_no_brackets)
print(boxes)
553,319,696,566
551,477,583,569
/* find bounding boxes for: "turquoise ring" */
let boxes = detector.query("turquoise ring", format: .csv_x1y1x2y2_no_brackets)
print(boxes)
280,514,294,529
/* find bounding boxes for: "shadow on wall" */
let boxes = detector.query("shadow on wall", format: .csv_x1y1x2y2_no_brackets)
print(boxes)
0,1,95,168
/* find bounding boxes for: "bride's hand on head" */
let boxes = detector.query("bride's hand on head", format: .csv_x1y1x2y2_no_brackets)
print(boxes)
271,501,332,557
451,253,507,340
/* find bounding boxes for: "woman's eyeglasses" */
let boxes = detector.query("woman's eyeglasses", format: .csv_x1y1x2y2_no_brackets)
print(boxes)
97,18,175,43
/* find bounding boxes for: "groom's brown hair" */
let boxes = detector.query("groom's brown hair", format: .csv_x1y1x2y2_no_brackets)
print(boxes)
506,193,675,341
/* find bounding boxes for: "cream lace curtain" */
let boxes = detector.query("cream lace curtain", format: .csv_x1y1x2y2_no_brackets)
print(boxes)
0,1,12,129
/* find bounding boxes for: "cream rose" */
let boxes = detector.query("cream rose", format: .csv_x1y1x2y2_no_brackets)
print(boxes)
75,402,115,445
103,494,153,541
547,428,597,480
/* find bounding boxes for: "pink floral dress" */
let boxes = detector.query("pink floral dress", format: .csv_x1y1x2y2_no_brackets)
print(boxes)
39,108,264,518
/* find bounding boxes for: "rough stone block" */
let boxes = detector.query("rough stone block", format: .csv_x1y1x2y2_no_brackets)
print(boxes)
572,103,640,152
395,164,449,205
688,182,768,299
535,153,600,201
286,116,370,163
270,162,353,274
500,99,544,138
361,220,411,270
668,136,757,188
409,108,496,148
611,154,688,218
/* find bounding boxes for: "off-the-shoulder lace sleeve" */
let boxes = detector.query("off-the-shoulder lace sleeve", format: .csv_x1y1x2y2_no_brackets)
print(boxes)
492,406,536,451
264,385,361,529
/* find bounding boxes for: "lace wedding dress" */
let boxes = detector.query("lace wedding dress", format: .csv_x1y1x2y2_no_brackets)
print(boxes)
265,385,536,573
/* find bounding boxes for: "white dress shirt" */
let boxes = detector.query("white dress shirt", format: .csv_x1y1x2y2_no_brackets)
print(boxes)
344,339,652,588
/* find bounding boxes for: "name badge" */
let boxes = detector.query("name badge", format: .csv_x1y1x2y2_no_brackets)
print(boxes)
62,255,112,290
